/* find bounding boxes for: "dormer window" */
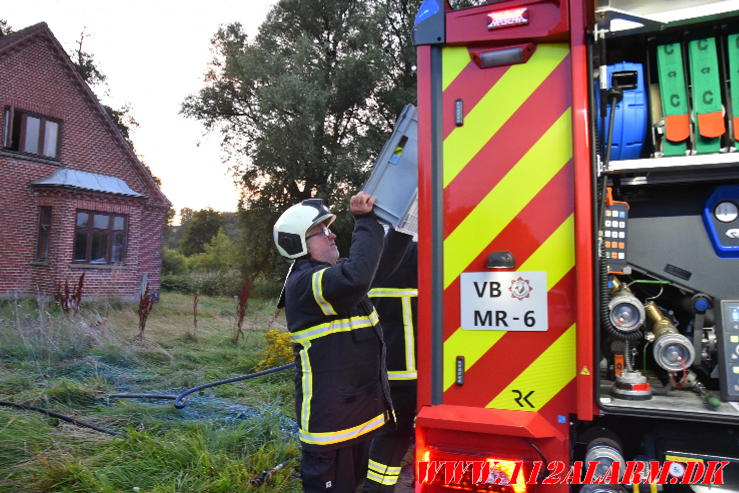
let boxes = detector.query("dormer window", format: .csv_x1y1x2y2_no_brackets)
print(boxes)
2,106,61,159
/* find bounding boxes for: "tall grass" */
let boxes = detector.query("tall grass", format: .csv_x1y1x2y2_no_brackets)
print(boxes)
0,297,133,365
0,292,300,492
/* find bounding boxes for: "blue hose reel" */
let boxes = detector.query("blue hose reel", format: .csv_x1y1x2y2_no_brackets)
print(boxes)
596,62,648,161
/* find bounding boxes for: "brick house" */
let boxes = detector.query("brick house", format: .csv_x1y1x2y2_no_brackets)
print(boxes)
0,23,169,301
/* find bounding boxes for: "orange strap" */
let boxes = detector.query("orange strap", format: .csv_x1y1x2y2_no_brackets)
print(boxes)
664,113,690,142
614,354,625,377
696,110,725,138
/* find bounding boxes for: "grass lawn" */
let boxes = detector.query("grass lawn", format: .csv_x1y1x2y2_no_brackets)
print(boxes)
0,292,301,493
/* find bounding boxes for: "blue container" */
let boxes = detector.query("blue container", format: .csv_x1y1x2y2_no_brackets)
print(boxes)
596,62,648,161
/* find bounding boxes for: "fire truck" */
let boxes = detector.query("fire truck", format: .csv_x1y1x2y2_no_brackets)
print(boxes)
410,0,739,491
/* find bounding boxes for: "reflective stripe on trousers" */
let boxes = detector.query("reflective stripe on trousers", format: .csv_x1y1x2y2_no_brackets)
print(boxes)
366,459,401,485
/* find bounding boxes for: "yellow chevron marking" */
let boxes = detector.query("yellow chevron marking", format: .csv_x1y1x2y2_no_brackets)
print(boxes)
443,44,569,187
443,331,505,391
486,324,576,411
520,214,575,290
442,46,471,91
443,215,576,391
443,109,572,289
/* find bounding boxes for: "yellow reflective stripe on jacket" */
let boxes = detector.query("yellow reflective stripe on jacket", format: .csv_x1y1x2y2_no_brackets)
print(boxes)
367,459,401,485
299,412,387,445
298,341,313,431
388,370,417,380
370,287,417,380
311,268,337,316
290,310,380,343
368,288,418,297
401,295,416,374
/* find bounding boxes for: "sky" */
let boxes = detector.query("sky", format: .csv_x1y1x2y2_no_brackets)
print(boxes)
3,0,278,222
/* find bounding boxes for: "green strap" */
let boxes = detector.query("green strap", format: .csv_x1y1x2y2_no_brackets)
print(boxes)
688,37,723,153
657,43,689,156
727,33,739,149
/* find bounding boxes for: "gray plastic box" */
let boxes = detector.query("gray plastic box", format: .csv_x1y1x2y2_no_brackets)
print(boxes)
363,104,418,235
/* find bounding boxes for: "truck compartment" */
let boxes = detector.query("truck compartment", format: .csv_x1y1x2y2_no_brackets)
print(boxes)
591,3,739,423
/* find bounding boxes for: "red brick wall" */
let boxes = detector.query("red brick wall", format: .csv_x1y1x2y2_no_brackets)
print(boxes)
0,31,168,300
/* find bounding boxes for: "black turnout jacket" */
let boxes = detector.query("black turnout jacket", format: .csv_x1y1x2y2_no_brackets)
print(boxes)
369,233,417,387
283,212,394,450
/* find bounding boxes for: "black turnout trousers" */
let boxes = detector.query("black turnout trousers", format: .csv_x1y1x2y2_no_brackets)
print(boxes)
362,385,417,492
302,439,371,492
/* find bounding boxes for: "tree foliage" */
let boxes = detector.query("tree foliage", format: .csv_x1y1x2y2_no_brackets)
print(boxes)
182,0,417,277
179,208,225,256
69,29,140,146
162,247,188,275
0,19,13,36
189,227,236,272
72,29,107,87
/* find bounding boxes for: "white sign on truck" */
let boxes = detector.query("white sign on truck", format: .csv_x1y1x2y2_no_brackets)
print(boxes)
460,271,548,331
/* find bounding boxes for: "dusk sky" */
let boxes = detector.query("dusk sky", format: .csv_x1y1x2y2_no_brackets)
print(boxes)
3,0,279,222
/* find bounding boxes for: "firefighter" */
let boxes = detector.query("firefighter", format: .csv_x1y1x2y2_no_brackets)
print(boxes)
273,192,394,492
363,232,417,492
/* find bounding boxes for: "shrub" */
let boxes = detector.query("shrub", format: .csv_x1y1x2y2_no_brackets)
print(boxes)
162,248,188,275
160,273,193,293
255,329,293,370
251,277,283,300
161,270,243,297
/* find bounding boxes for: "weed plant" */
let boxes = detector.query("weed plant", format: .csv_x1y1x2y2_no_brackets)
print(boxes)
0,292,300,492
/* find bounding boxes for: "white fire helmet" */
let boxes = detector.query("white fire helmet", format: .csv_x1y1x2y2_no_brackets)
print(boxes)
273,198,336,259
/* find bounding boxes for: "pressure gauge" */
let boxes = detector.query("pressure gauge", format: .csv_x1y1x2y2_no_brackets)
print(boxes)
714,201,738,223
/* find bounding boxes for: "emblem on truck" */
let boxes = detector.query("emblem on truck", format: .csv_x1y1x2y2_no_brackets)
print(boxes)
508,277,532,301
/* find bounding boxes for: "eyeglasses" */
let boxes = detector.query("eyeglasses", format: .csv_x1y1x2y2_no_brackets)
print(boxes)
305,226,332,241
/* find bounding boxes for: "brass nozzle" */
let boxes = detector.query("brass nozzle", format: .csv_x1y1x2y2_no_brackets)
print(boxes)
610,277,623,294
644,301,676,338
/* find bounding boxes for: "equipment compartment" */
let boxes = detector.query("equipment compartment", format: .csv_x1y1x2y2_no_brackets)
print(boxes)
591,10,739,422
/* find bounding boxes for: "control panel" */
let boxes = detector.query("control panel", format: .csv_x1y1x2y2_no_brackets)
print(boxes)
603,200,630,274
716,299,739,401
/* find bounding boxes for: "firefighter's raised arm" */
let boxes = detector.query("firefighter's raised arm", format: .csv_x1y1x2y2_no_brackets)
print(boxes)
316,192,385,311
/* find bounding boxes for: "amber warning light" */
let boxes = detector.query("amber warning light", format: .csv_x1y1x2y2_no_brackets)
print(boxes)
487,7,529,30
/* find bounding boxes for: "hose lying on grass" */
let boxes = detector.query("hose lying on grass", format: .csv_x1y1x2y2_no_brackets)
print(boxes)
110,362,296,409
0,400,122,436
0,362,297,437
173,362,296,408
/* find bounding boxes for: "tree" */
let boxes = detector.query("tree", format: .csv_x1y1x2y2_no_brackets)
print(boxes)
179,208,225,256
182,0,417,276
189,227,235,272
166,207,193,248
69,29,139,147
72,29,107,87
179,207,195,225
0,19,13,36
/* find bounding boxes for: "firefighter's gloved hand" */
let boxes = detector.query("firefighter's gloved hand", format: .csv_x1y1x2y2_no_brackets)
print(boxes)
350,192,376,215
